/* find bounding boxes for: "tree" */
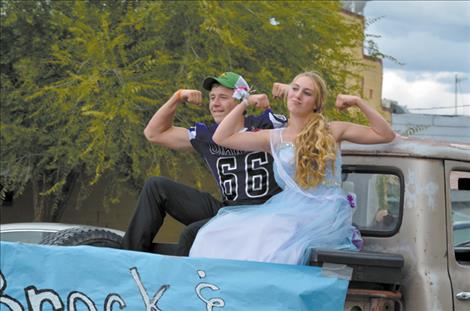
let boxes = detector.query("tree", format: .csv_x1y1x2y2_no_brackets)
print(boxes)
1,0,366,221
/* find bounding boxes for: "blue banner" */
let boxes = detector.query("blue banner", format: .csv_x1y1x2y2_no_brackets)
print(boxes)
1,242,349,310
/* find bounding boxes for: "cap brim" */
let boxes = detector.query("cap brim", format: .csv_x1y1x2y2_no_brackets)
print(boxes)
202,77,219,91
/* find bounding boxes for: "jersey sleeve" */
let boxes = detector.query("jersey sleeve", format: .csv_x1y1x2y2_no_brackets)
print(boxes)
188,122,210,155
188,126,197,140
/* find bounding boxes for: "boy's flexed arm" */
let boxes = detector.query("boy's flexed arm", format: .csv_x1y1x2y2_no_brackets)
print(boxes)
144,90,202,151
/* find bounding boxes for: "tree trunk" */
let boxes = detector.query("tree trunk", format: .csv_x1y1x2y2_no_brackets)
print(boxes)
32,171,78,222
50,171,79,222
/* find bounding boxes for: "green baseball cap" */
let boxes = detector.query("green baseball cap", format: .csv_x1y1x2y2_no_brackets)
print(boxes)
202,72,243,91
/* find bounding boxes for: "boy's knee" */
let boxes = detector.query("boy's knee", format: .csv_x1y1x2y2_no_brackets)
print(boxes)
144,176,170,192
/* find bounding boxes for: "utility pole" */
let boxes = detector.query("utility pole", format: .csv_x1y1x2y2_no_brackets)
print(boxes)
455,74,467,115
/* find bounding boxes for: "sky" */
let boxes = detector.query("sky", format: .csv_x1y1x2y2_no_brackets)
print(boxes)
363,0,470,116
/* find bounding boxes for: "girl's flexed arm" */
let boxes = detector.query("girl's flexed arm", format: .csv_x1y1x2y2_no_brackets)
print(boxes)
331,94,396,144
213,96,271,153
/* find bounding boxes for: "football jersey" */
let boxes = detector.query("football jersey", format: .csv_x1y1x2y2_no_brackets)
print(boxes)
189,109,287,205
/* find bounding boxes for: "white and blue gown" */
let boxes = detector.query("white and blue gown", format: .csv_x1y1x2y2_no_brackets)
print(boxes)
189,128,361,265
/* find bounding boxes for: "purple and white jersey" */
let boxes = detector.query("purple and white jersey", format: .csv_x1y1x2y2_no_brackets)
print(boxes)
189,109,287,205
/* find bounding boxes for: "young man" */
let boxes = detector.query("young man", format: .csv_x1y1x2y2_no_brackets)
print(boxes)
122,72,286,255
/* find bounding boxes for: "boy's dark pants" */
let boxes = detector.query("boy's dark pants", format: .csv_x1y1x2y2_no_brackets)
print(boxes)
121,176,222,256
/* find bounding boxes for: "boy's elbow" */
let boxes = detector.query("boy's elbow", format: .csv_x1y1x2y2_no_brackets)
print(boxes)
144,127,159,144
143,127,151,140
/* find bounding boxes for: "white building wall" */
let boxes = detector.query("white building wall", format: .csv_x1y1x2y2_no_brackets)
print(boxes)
392,113,470,144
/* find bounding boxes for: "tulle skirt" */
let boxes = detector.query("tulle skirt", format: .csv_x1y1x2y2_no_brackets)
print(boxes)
189,185,361,265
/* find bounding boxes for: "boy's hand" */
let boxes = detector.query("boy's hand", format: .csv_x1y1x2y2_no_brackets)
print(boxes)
272,83,289,99
178,90,203,105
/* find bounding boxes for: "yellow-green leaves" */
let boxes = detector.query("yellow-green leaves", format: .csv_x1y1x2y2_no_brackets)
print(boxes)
1,0,374,220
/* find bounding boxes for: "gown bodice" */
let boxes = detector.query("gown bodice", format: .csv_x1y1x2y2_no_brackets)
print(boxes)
271,129,342,197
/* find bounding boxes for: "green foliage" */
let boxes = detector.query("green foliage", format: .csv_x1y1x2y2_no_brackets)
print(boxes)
1,0,368,220
364,16,403,65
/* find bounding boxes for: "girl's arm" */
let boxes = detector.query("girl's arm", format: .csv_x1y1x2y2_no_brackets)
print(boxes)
331,94,396,144
213,99,271,153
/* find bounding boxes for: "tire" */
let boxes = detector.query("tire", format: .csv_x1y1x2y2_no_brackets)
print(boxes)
40,227,123,248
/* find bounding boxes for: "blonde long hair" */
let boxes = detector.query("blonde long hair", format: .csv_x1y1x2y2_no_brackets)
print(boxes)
292,72,337,188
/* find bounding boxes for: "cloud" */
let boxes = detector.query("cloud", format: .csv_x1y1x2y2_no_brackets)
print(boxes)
370,31,470,73
383,69,470,116
366,1,470,38
365,0,470,72
363,1,470,116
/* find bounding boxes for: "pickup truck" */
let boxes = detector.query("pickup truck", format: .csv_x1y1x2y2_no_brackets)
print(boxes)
315,136,470,311
36,136,470,311
126,136,470,310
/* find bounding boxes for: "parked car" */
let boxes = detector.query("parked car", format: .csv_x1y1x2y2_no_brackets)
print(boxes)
0,222,124,248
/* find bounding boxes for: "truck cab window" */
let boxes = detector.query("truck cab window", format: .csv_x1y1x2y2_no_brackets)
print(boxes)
450,171,470,264
342,168,403,236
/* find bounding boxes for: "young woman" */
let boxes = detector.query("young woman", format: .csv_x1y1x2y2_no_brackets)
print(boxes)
189,72,395,265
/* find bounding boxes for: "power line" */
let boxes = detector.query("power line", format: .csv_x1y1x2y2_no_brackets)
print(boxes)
408,104,470,111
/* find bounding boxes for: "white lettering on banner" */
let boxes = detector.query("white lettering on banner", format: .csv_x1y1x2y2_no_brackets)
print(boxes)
68,291,98,311
195,270,225,311
0,267,227,310
130,267,169,311
1,271,24,311
104,294,126,310
0,296,24,311
25,286,64,310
